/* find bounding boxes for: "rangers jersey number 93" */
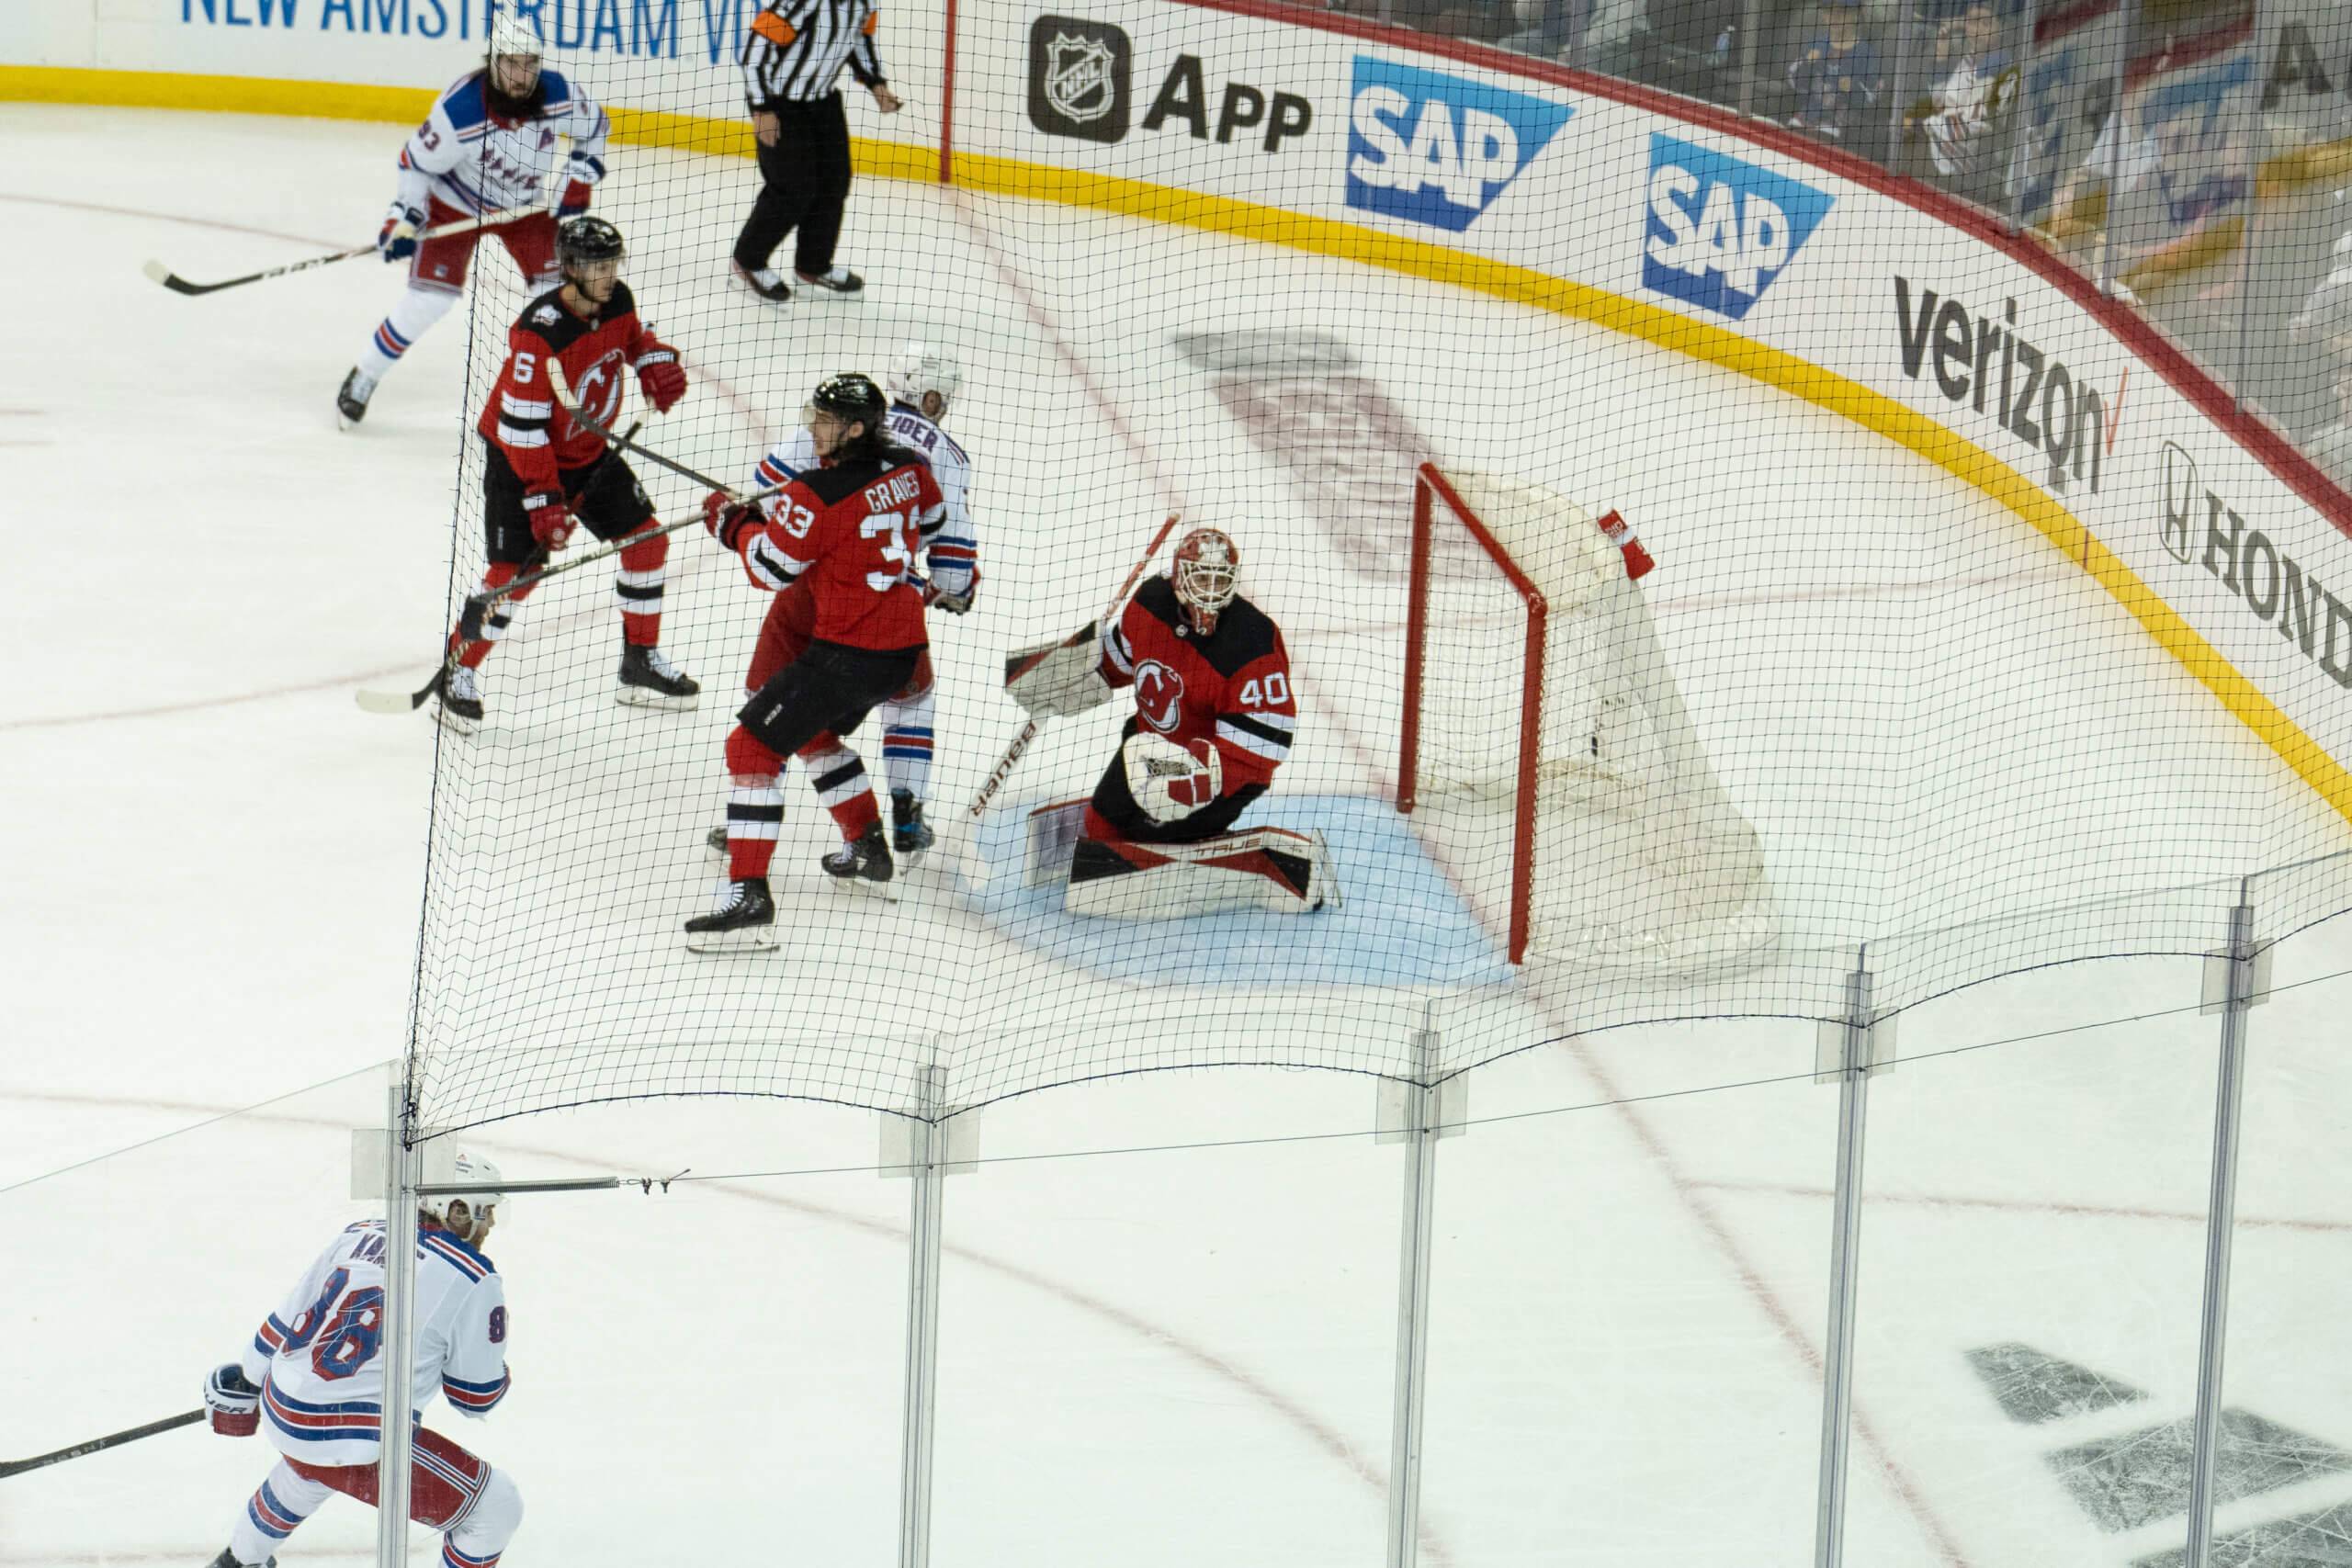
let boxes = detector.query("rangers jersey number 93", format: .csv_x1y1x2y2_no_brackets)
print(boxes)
239,1220,511,1468
395,70,609,219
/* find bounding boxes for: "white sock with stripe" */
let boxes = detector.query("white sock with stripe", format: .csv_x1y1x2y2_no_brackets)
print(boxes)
878,689,935,802
357,284,461,381
229,1459,332,1566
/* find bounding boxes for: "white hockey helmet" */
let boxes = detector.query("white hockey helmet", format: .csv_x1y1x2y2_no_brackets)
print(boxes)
487,14,544,98
422,1146,510,1239
885,343,963,416
1170,527,1239,635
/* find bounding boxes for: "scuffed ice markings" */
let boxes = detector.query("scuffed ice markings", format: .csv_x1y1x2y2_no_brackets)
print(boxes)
1963,1342,2149,1425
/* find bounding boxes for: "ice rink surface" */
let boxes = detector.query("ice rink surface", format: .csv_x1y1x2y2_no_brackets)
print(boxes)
6,104,2352,1568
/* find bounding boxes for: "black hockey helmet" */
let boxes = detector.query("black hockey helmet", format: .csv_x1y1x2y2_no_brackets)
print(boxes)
557,216,625,274
805,372,888,455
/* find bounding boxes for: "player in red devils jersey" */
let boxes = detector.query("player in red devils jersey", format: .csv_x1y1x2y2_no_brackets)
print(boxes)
685,373,945,952
1007,528,1336,917
434,217,697,734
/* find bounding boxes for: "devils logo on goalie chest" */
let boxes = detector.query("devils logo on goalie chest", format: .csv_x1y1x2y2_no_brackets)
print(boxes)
1136,660,1184,732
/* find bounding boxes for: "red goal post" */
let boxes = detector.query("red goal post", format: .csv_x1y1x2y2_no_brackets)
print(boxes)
1395,463,1778,971
1399,464,1546,963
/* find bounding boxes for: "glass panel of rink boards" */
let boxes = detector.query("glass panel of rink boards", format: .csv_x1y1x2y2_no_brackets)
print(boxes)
10,946,2352,1568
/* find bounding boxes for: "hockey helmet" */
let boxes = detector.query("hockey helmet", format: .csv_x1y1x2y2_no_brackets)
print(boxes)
557,216,625,270
1170,528,1239,634
805,372,889,449
421,1147,510,1243
885,343,963,417
485,14,545,102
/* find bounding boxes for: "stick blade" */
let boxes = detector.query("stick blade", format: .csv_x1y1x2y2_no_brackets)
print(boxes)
141,259,173,286
144,259,213,295
354,687,426,714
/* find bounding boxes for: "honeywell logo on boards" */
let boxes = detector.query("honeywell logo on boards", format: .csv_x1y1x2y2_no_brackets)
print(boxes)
2161,441,2352,689
1894,276,2110,494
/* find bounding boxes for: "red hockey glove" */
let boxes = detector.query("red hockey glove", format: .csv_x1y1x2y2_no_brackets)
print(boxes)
703,490,762,551
635,347,687,413
557,180,594,219
524,485,573,549
205,1364,261,1438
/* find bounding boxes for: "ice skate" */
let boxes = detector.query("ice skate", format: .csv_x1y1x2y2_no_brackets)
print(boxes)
820,821,893,885
684,877,777,952
890,791,934,856
205,1550,274,1568
616,643,699,710
795,265,864,299
336,367,377,430
731,260,793,304
435,663,483,735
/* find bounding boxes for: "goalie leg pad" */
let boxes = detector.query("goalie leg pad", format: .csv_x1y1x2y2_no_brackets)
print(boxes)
1063,828,1334,919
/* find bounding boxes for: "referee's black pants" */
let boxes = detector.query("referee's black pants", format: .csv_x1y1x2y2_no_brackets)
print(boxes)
733,93,854,278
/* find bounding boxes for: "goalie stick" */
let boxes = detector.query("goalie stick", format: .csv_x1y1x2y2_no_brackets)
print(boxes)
952,510,1182,887
143,206,545,298
0,1409,202,1481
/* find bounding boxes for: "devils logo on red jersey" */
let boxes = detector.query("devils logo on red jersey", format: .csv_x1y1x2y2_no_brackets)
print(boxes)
1136,660,1184,732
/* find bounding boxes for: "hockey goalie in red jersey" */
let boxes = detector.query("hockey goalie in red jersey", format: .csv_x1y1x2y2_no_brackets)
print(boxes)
1008,527,1340,919
434,216,697,733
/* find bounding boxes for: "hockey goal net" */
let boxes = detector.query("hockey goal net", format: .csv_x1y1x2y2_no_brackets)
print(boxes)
1399,465,1778,967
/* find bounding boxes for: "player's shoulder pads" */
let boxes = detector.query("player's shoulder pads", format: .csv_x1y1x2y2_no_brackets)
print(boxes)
878,440,933,474
605,279,638,319
1131,575,1184,630
540,67,574,107
1193,594,1280,677
517,289,588,349
441,73,491,130
419,1225,498,1284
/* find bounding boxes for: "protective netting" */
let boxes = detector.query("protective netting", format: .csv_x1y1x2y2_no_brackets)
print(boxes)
400,0,2352,1134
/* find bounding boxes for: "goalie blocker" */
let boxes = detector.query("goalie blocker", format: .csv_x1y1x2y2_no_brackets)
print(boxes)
1007,528,1337,919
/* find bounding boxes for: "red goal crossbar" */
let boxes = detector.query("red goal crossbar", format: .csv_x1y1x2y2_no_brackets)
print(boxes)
1396,463,1548,964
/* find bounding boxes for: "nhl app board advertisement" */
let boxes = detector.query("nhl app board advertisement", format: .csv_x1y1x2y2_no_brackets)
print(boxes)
951,0,2352,807
9,0,2348,805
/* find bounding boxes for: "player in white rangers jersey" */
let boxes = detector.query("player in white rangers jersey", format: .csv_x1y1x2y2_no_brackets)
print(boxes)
199,1155,523,1568
336,17,613,428
706,343,978,854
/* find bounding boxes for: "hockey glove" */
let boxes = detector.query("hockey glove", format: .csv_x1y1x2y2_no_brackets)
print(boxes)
635,346,687,413
524,485,574,550
927,567,978,615
703,490,763,552
205,1363,262,1437
1124,732,1223,824
379,203,425,263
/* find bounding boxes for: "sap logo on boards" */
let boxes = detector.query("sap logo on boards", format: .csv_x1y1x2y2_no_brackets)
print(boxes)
2160,442,2352,689
1641,135,1831,321
1028,17,1314,152
1028,16,1131,142
1344,57,1571,232
1893,277,2113,495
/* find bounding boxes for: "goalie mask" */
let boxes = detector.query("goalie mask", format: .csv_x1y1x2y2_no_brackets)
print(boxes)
1170,528,1238,636
421,1148,510,1245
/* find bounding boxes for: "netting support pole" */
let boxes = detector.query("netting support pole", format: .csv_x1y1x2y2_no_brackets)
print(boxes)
1814,953,1880,1568
375,1076,420,1568
2185,892,2260,1568
1384,1010,1450,1568
897,1060,952,1568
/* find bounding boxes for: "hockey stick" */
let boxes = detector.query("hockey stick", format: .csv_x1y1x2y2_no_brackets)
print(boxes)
0,1409,203,1481
951,510,1182,888
543,357,775,499
142,206,546,298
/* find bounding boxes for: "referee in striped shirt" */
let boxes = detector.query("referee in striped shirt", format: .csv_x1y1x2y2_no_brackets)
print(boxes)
730,0,901,303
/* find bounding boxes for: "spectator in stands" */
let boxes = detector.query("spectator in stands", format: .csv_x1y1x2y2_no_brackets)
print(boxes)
1786,0,1884,145
1905,2,2016,186
2288,232,2352,365
2304,365,2352,491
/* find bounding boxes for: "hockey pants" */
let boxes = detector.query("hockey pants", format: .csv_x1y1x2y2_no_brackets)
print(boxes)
230,1427,521,1568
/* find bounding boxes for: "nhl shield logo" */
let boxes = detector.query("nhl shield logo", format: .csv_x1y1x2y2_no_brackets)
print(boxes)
1028,15,1131,142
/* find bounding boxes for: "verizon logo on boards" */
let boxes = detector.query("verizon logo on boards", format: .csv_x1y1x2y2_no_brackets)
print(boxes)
1893,276,2111,495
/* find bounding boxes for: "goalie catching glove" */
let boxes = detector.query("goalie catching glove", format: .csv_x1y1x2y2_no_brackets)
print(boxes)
205,1363,261,1437
1123,731,1222,824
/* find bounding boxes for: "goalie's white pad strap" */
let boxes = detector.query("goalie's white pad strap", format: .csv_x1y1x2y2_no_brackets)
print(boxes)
1123,730,1221,824
1005,628,1114,718
1023,798,1091,888
1063,828,1335,920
